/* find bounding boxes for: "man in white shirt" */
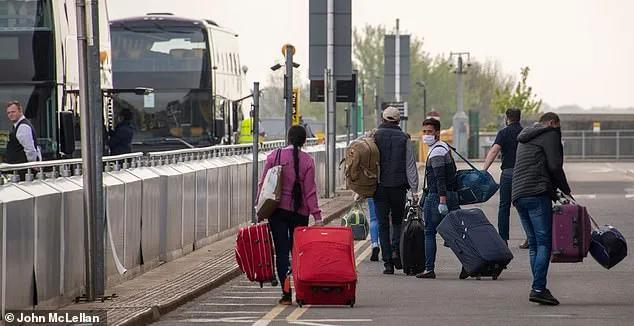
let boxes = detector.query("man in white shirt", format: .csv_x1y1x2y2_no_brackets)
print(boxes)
5,100,41,164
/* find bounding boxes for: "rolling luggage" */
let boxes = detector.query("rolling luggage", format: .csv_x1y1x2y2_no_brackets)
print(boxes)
235,223,278,287
590,222,627,269
437,208,513,279
551,199,592,263
292,226,357,307
400,200,426,276
341,203,369,240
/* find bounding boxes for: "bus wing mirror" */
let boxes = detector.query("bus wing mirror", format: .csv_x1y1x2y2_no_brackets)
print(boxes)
135,87,154,95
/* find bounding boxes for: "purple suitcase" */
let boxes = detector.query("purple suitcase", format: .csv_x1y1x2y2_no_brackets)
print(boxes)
551,202,592,263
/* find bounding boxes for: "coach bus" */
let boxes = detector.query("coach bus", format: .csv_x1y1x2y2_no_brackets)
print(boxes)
110,13,247,149
0,0,113,160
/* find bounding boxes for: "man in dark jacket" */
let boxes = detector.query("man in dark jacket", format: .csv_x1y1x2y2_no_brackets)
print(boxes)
512,112,572,306
373,106,419,275
108,108,135,155
483,108,525,247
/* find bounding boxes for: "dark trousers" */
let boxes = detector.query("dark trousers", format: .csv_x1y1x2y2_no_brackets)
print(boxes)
373,185,407,263
268,208,309,290
497,168,514,240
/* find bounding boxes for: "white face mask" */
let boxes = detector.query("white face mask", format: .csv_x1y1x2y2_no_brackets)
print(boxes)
423,135,436,145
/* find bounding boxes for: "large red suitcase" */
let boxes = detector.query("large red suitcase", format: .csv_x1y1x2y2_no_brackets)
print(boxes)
235,223,278,287
292,226,357,307
551,202,592,263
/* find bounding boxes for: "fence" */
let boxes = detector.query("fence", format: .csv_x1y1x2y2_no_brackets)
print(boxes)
0,138,346,312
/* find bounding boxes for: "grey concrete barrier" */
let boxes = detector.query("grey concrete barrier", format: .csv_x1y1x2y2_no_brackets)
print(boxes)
0,139,347,312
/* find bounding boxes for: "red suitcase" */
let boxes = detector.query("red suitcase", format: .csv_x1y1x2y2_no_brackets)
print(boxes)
551,202,592,263
292,226,357,307
235,223,278,287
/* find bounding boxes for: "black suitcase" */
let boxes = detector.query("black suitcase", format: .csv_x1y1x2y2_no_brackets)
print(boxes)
400,201,426,276
437,208,513,279
590,224,627,269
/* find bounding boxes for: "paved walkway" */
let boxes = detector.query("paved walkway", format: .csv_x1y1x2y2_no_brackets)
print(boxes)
62,192,355,326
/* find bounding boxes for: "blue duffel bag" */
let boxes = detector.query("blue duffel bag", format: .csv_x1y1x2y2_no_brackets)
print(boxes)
448,145,499,205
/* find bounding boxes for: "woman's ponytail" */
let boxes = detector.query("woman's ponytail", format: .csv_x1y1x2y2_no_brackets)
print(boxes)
288,125,307,212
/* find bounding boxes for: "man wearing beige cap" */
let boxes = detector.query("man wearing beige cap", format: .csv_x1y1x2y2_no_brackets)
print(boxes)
373,106,419,274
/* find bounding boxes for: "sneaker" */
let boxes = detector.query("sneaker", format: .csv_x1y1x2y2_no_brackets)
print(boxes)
415,270,436,279
459,267,470,280
278,291,292,305
392,251,403,270
370,247,380,262
383,263,395,275
519,239,529,249
529,289,560,306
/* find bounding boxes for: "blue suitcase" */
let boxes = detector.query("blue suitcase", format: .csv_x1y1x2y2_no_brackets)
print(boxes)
437,208,513,279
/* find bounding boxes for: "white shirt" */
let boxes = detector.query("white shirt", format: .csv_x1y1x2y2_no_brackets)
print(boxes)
13,116,41,162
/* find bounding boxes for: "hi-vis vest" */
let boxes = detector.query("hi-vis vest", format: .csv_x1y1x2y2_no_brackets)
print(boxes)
238,118,253,144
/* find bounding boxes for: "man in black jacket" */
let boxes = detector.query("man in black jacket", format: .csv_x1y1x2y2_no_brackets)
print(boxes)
373,106,419,275
512,112,572,306
108,108,135,155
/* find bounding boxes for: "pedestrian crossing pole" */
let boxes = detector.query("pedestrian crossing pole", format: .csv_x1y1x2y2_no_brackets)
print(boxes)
251,82,260,224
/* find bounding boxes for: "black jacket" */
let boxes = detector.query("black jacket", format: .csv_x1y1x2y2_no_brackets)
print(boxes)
374,122,409,188
512,123,571,203
108,120,135,155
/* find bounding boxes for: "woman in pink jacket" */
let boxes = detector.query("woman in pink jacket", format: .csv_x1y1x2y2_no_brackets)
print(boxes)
258,125,322,305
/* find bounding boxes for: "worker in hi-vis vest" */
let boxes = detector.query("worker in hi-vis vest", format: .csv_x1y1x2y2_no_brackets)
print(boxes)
238,117,253,144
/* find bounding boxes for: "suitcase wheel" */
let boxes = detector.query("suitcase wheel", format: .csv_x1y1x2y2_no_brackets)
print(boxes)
347,299,355,308
492,275,498,280
475,276,481,280
297,300,304,307
259,282,264,288
271,279,278,287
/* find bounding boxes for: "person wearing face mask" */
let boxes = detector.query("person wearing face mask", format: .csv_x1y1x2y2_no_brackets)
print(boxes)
416,118,460,279
512,112,573,306
372,106,419,275
482,108,526,248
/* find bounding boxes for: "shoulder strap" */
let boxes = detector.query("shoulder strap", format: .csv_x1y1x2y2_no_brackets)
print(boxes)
274,148,282,166
446,143,478,171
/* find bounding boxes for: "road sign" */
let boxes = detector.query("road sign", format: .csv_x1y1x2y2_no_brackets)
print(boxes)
384,34,410,101
309,0,352,80
381,101,408,120
292,88,300,125
310,73,356,102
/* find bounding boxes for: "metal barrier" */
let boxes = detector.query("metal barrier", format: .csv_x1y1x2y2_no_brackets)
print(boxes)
561,130,634,159
0,138,345,311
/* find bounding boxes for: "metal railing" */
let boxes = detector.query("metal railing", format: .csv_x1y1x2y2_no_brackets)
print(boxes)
561,130,634,159
0,138,325,183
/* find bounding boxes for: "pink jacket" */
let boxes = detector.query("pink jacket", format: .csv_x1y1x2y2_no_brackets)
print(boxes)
258,147,322,221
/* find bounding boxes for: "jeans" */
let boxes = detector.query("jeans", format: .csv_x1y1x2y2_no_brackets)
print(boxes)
373,185,407,263
268,209,309,290
367,198,380,248
514,196,552,291
497,168,514,241
423,191,460,271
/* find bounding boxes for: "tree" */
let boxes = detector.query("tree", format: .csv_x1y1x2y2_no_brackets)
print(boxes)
492,66,542,116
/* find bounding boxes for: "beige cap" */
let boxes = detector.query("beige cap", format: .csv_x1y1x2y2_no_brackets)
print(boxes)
382,106,401,122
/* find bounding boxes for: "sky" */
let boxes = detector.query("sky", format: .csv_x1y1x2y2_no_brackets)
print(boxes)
107,0,634,109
